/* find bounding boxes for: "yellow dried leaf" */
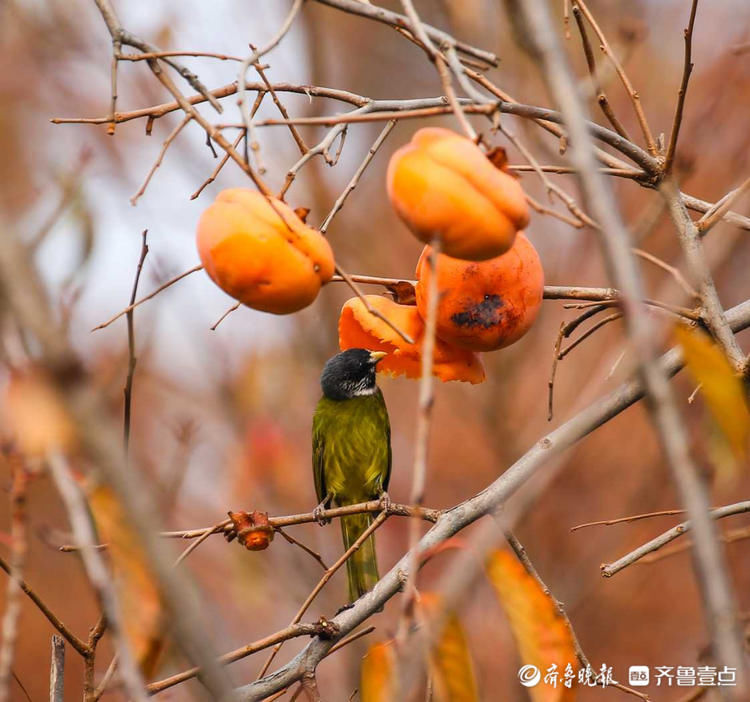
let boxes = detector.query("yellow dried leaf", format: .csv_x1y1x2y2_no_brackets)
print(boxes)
87,483,164,677
675,324,750,462
419,592,479,702
486,550,577,702
360,641,397,702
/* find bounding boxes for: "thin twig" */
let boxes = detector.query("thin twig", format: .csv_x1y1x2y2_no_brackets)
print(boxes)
0,554,89,656
664,0,700,173
123,232,148,455
602,501,750,576
92,265,203,331
571,508,689,531
696,176,750,235
130,116,191,205
210,301,241,331
571,4,631,140
276,529,328,570
320,120,396,234
335,264,415,344
572,0,659,156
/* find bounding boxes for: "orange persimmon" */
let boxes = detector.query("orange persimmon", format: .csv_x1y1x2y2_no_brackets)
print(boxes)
338,295,485,384
386,127,530,261
415,233,544,352
196,188,335,314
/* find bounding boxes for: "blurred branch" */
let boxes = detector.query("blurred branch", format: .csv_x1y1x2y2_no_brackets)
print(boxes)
46,453,148,702
696,175,750,236
0,229,233,698
0,457,28,702
602,501,750,576
312,0,499,66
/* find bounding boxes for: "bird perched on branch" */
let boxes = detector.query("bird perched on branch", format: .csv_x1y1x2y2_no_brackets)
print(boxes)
312,348,391,602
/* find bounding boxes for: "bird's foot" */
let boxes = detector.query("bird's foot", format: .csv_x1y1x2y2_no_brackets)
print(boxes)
313,498,331,526
378,491,392,514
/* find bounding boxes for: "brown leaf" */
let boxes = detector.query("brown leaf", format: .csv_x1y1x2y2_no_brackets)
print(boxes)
486,550,577,701
385,280,417,306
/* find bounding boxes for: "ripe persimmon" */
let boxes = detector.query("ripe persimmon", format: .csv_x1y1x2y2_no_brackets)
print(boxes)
196,188,335,314
415,233,544,352
338,295,485,384
386,127,530,261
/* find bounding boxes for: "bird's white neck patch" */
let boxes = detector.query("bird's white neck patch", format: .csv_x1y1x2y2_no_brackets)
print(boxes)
352,384,377,396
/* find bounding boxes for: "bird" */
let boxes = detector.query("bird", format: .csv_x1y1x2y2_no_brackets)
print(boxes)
312,348,391,603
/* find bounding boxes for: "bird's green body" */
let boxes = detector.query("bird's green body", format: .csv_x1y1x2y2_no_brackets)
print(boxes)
313,389,391,602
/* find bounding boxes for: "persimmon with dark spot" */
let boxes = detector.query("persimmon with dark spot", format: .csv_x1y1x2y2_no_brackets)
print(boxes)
415,233,544,352
196,188,335,314
386,127,530,261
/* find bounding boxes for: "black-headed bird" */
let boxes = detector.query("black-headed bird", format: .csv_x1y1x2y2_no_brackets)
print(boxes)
312,348,391,602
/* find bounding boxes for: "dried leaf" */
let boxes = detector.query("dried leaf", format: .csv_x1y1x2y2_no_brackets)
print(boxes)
385,280,417,305
360,641,397,702
486,550,577,702
87,483,164,677
675,324,750,463
419,592,479,702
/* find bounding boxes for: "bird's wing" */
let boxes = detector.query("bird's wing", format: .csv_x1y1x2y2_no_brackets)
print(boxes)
377,388,392,493
312,403,327,504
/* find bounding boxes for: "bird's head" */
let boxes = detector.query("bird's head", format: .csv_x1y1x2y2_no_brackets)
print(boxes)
320,348,387,400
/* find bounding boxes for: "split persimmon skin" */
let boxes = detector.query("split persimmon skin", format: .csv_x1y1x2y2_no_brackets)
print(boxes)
387,127,530,261
196,188,335,314
338,295,485,384
415,233,544,352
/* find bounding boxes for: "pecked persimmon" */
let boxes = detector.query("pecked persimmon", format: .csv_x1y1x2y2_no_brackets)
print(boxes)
196,188,335,314
339,295,485,384
415,233,544,352
386,127,530,261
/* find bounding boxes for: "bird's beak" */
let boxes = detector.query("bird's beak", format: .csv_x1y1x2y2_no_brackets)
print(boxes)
369,350,387,365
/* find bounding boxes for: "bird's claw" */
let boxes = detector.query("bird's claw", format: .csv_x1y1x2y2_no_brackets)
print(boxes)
313,503,330,526
378,491,392,514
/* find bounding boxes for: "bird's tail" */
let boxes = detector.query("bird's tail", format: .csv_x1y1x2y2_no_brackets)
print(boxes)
340,512,379,602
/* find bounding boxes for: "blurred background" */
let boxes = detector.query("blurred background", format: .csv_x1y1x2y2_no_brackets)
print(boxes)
1,0,750,699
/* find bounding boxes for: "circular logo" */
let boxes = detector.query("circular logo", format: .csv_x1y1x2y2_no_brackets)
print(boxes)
518,665,541,687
